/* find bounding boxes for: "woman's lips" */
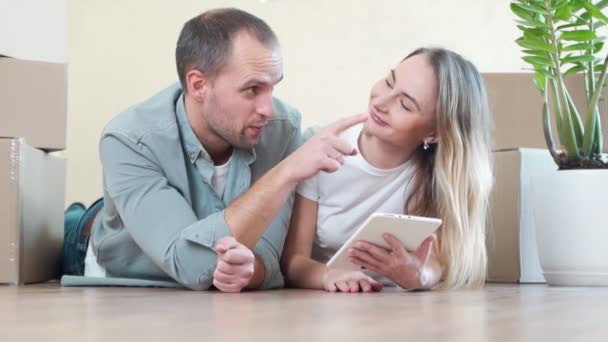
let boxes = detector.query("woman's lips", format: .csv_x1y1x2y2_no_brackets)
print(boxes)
370,109,389,127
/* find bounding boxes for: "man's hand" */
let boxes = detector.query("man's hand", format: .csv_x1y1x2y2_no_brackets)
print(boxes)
283,113,368,183
212,236,255,293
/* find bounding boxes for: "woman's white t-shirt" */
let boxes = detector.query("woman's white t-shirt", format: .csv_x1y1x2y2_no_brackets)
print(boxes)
297,124,416,266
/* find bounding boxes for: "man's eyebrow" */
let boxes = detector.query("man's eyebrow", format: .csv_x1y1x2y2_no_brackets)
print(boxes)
243,74,284,87
392,69,421,112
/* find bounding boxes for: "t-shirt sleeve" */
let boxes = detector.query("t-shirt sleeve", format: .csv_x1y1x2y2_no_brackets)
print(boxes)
296,172,319,201
295,124,322,201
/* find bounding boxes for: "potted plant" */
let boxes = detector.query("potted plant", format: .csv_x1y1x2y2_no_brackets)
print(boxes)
511,0,608,285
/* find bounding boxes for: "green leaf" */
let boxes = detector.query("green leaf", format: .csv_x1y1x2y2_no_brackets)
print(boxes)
535,72,547,92
554,5,572,21
593,21,607,30
594,42,604,51
597,0,608,10
523,49,550,57
524,28,551,40
511,3,536,22
523,55,556,68
564,64,587,75
553,0,569,9
580,12,592,21
561,55,596,64
516,19,549,28
560,30,598,41
562,42,594,51
569,1,585,13
535,68,557,80
516,37,554,52
593,111,603,155
578,0,608,23
513,2,548,15
556,21,587,30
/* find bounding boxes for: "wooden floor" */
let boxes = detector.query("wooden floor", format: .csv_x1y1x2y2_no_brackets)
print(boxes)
1,283,607,341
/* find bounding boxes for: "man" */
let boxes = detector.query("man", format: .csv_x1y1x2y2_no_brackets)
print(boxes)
66,8,366,292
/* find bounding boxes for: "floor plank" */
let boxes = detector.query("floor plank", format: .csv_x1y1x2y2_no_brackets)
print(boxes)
1,283,607,341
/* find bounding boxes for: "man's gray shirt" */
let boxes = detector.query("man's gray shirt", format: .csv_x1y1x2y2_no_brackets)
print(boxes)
90,83,302,290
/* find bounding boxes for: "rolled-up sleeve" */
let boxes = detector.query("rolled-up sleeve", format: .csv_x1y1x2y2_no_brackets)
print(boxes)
100,133,231,290
250,114,303,289
252,193,294,289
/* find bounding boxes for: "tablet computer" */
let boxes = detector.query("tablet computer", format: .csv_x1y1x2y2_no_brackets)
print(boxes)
326,213,442,270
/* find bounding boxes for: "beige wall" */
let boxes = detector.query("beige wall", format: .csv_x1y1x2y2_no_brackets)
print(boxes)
66,0,524,205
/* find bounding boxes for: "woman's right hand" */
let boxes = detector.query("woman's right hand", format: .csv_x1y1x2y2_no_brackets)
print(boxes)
322,268,384,293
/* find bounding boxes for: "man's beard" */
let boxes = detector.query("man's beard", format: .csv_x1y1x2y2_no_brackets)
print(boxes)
205,104,253,149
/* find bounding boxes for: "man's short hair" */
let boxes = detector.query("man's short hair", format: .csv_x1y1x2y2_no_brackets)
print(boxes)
175,8,278,89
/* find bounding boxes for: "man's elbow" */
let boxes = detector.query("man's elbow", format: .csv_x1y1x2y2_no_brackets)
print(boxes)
168,240,219,291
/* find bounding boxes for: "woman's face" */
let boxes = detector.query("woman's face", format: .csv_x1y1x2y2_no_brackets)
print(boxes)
363,53,439,147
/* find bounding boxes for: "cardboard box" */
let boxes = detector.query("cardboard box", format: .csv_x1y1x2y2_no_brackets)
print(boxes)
0,138,66,285
0,56,67,151
487,148,559,283
484,73,608,152
0,0,67,63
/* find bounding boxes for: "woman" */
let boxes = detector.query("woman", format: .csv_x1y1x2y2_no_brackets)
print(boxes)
281,47,493,292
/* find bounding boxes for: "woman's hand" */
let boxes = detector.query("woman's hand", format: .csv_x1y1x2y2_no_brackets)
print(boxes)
348,234,440,290
322,268,384,293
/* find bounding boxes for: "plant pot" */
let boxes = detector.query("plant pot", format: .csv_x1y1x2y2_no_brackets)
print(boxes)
531,169,608,286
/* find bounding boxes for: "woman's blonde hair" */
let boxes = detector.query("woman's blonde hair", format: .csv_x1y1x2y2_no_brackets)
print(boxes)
404,47,494,289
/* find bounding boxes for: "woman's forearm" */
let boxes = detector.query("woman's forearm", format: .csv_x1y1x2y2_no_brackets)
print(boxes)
283,255,328,289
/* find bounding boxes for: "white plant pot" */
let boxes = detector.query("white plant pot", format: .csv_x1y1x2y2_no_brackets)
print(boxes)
531,169,608,286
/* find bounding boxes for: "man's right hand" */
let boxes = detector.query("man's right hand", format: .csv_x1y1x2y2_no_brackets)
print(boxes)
322,268,384,293
283,113,368,183
213,236,255,293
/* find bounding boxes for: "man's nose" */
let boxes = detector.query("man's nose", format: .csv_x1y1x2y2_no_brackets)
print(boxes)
257,93,275,118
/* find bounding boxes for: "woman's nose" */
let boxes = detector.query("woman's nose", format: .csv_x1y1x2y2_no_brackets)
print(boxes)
372,92,392,113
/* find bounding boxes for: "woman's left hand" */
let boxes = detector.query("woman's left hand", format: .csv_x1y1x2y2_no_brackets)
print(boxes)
348,233,440,290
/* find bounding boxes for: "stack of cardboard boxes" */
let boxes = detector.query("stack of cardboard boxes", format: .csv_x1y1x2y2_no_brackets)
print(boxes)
0,1,67,285
0,58,67,285
484,73,608,283
0,57,67,284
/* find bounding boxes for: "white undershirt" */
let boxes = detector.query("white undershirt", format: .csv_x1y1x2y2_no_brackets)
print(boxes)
297,124,415,266
84,155,233,277
211,156,232,198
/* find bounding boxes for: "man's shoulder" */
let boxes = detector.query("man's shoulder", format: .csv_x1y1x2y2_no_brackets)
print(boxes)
270,97,301,129
102,83,183,142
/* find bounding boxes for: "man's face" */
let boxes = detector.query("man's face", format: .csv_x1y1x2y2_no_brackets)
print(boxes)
202,31,283,149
